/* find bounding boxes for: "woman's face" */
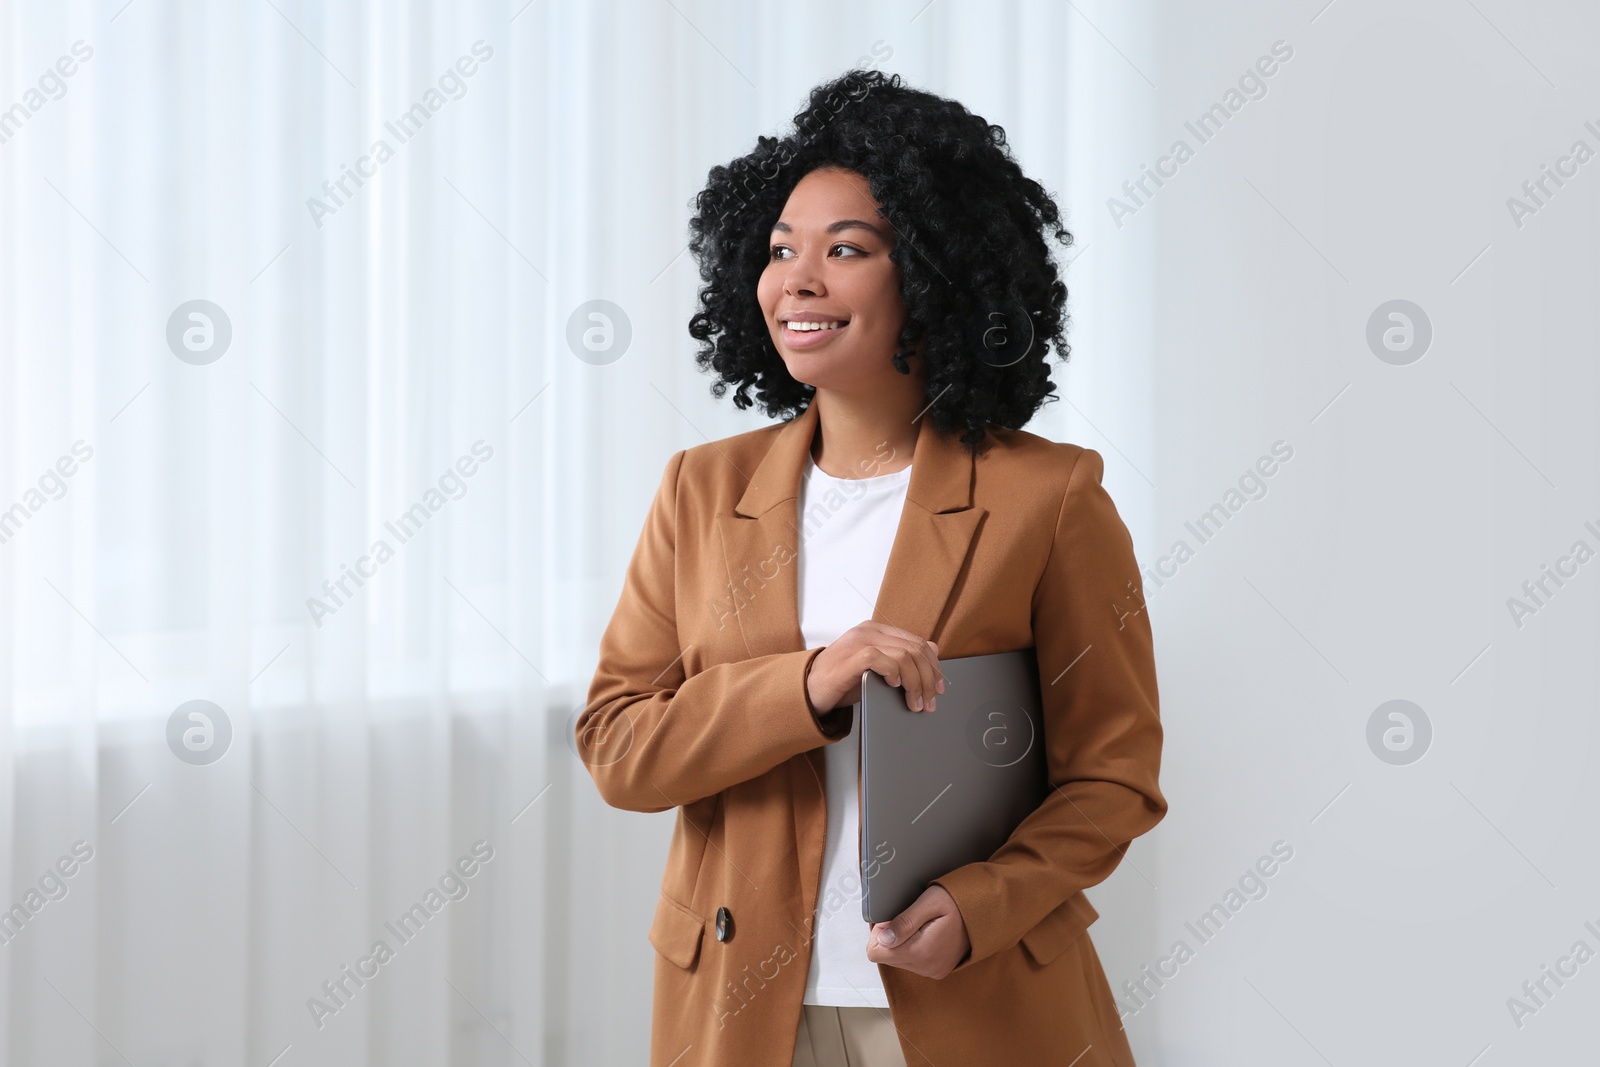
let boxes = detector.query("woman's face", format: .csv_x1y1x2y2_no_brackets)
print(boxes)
757,167,912,393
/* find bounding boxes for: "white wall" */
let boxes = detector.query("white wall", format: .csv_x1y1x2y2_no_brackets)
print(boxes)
1130,2,1599,1064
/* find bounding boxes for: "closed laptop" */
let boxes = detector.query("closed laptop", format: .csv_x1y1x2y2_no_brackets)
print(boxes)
857,647,1049,923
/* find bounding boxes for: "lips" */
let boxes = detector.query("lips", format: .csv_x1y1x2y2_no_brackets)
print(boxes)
780,322,848,349
778,316,850,349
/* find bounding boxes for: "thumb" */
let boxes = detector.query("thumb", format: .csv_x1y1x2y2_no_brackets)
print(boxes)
876,888,942,947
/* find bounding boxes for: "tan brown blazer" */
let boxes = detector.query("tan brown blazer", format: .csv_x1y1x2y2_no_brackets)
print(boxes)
578,399,1167,1067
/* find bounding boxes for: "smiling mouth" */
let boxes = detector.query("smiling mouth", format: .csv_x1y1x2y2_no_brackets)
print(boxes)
779,318,851,347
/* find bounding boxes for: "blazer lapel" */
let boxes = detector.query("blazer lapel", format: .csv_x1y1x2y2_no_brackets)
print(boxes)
715,400,986,661
714,401,987,922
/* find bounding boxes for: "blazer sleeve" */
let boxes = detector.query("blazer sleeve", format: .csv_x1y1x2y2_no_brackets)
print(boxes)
932,446,1167,968
577,449,846,814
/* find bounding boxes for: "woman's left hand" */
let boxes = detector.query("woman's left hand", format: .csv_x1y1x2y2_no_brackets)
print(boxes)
865,884,971,979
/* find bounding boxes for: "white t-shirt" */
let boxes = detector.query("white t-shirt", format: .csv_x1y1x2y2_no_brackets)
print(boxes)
797,451,913,1009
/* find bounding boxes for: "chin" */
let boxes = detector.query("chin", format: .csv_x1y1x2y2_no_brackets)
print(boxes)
776,352,834,387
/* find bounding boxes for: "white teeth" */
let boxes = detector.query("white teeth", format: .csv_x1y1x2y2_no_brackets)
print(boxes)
785,321,846,331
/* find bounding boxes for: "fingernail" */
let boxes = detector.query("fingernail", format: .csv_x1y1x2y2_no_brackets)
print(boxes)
879,928,898,946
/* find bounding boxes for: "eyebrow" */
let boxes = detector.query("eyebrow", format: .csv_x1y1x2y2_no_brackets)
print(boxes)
770,218,884,238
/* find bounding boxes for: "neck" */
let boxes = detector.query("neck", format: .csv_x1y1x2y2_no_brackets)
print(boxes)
808,384,923,479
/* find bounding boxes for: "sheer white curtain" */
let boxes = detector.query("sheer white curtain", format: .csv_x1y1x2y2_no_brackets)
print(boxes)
0,2,1153,1064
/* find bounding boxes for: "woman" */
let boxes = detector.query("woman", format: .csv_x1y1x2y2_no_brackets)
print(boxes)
578,70,1166,1067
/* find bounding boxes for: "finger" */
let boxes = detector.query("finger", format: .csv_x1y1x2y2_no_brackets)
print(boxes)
912,637,944,701
858,625,942,694
869,633,938,711
909,645,939,711
862,647,907,690
879,626,943,704
876,889,944,948
863,645,926,710
866,924,920,965
865,935,922,975
896,637,942,711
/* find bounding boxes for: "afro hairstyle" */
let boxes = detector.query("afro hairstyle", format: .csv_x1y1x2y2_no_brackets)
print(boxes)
686,69,1076,452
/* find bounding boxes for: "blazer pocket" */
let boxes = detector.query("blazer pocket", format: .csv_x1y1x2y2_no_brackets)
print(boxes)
648,891,706,971
1020,892,1100,967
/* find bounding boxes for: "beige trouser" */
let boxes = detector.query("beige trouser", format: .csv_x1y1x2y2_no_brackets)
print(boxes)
791,1004,910,1067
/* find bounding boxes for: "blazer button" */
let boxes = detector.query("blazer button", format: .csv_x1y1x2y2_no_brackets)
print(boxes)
715,906,734,943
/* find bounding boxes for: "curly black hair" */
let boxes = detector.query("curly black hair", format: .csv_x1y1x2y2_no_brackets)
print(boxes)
687,69,1075,452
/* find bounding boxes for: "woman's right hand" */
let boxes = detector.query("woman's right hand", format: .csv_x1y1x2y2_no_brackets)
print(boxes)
804,622,945,717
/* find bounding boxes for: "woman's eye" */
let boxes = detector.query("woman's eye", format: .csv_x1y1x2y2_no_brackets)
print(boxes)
767,244,864,261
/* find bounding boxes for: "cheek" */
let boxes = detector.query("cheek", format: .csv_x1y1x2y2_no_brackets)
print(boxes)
860,261,902,303
880,274,906,314
859,272,905,333
756,269,782,317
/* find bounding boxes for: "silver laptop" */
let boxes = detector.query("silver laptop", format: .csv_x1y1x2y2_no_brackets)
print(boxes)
857,648,1049,923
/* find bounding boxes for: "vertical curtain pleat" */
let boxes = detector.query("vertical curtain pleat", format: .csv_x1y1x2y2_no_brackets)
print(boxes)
0,2,1136,1063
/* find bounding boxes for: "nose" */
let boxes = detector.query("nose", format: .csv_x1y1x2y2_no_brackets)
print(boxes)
782,248,826,299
